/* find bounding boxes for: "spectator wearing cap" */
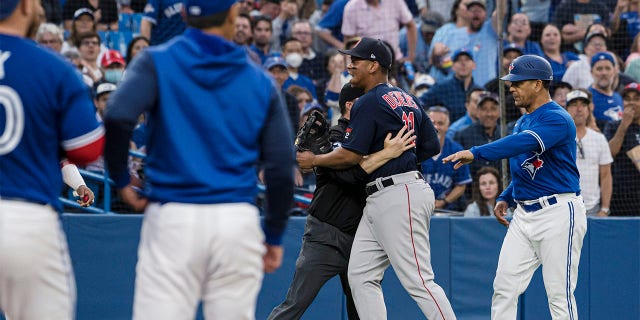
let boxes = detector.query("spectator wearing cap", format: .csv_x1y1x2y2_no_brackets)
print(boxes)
454,91,504,179
540,23,581,83
341,0,417,65
604,82,640,216
504,13,543,56
565,89,613,216
400,11,444,74
562,32,609,89
282,38,318,98
140,0,186,46
550,0,611,46
485,43,523,122
250,16,276,63
421,48,482,122
446,87,485,140
61,8,107,58
550,81,574,107
422,106,472,211
94,81,117,118
265,56,301,135
428,0,471,82
101,49,126,84
411,73,435,98
588,52,624,130
62,0,118,31
431,0,508,87
36,22,64,53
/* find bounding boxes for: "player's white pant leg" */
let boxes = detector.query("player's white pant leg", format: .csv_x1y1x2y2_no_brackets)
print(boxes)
375,181,455,320
0,200,76,320
133,202,265,320
536,196,586,320
492,207,542,320
348,204,390,320
202,203,265,320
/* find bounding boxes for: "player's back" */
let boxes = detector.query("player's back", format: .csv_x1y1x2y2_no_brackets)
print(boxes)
0,34,102,209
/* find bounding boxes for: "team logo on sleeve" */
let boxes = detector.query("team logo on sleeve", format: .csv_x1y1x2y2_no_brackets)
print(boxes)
345,128,352,140
521,153,544,179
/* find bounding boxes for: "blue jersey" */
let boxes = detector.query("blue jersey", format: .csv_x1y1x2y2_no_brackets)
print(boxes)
470,101,580,205
342,83,440,181
143,0,186,45
104,28,294,244
0,34,103,210
422,138,472,199
588,87,623,122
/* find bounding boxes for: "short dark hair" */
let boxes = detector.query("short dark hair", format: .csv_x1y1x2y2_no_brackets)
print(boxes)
466,87,486,103
74,31,100,47
252,15,272,31
186,10,229,29
541,80,551,90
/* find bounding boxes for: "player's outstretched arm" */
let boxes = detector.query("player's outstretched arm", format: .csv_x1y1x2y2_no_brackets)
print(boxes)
442,150,475,170
360,125,416,174
494,201,510,227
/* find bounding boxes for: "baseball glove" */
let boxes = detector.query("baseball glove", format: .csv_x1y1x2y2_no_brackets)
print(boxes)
295,110,332,154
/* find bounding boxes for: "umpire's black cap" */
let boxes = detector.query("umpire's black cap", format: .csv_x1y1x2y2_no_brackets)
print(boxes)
338,37,393,70
339,83,365,110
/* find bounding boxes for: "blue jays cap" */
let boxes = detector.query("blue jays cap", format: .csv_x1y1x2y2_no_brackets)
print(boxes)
185,0,237,16
338,37,393,70
590,52,615,68
263,56,288,70
452,48,473,62
73,8,95,20
500,54,553,82
0,0,19,20
503,42,523,55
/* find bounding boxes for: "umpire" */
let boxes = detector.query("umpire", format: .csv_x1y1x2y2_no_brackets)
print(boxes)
269,84,413,319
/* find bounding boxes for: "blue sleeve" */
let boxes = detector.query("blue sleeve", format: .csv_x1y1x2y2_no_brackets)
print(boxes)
142,0,159,23
104,50,158,188
497,182,515,208
470,133,540,161
317,0,345,30
260,88,295,245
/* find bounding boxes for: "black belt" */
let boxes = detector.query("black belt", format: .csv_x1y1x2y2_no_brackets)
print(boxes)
515,192,579,213
365,172,424,196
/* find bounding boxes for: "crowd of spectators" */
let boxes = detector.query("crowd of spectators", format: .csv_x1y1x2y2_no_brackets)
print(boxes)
38,0,640,216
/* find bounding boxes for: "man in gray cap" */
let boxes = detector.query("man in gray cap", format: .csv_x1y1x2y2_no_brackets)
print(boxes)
444,55,587,320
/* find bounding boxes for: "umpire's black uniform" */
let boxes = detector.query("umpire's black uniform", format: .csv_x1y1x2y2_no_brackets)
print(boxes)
268,118,366,320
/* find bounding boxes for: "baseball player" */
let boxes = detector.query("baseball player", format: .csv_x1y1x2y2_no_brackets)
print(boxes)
140,0,186,45
443,55,587,319
269,83,416,320
298,37,456,320
103,1,295,319
0,0,105,318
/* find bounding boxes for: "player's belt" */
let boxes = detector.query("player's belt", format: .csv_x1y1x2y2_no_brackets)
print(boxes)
365,171,424,196
515,192,580,213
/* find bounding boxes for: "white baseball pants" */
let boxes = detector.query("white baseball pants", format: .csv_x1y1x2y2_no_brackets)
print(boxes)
0,199,76,320
492,193,587,320
133,202,266,320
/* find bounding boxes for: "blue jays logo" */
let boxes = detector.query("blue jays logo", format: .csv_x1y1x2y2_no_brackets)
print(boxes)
521,153,544,179
508,63,514,73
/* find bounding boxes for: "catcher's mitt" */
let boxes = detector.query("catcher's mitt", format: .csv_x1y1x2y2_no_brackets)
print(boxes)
295,110,332,154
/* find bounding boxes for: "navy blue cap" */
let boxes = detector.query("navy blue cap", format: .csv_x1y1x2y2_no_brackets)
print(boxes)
73,8,95,20
263,56,288,70
338,83,365,110
452,48,473,62
500,55,553,82
338,37,393,70
185,0,237,16
503,42,524,55
590,52,615,68
0,0,19,20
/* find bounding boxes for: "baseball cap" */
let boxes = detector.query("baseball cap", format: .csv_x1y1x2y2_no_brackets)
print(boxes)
623,82,640,96
452,48,473,62
73,8,95,20
185,0,237,16
101,50,126,68
413,74,435,90
338,83,365,110
420,11,444,34
263,56,288,70
584,32,607,46
338,37,393,70
590,52,615,68
565,90,590,105
466,0,486,10
301,101,325,116
503,42,524,55
0,0,19,20
96,82,117,97
477,92,499,107
500,55,553,82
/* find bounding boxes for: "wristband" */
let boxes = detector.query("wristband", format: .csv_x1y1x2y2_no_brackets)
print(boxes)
61,164,86,191
600,207,610,214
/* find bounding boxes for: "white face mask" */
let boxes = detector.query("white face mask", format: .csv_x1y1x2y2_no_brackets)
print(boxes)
285,53,303,68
